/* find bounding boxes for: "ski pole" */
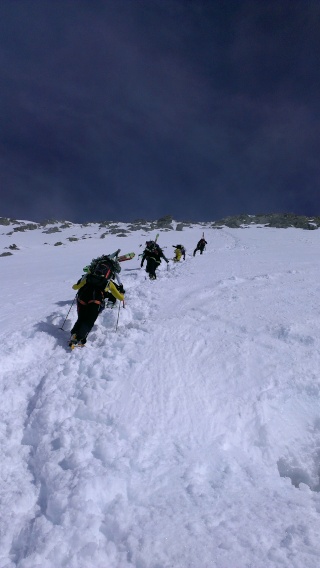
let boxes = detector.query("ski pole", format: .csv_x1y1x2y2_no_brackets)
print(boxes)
60,294,76,330
115,301,121,332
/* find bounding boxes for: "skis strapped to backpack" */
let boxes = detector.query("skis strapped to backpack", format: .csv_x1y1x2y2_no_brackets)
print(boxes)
81,252,135,289
83,252,135,273
118,252,135,262
84,254,120,289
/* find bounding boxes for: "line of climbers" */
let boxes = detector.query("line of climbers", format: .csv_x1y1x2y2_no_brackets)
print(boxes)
68,236,207,348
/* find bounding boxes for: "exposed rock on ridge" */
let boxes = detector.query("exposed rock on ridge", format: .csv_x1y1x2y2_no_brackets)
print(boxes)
1,213,319,232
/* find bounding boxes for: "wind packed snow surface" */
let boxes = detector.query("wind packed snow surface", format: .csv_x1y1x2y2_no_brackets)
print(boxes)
1,222,320,568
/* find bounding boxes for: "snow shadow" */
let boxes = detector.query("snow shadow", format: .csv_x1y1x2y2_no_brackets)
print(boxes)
277,457,320,492
56,299,76,307
34,319,71,349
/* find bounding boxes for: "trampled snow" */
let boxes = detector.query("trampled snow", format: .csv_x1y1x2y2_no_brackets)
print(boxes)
1,221,320,567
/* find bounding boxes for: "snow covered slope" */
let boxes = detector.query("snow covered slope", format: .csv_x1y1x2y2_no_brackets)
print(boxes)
1,221,320,567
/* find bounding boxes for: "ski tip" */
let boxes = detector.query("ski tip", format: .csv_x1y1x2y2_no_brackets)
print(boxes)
118,252,135,262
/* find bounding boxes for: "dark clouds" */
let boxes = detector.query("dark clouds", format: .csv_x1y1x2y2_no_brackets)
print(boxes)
1,0,320,222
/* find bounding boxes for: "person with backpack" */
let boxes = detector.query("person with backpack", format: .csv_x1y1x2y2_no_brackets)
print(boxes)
68,251,125,348
193,237,207,256
140,240,169,280
172,244,186,262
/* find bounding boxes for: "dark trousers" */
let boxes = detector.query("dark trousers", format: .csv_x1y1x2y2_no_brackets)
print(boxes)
145,258,159,278
71,284,104,341
193,246,205,256
71,303,100,341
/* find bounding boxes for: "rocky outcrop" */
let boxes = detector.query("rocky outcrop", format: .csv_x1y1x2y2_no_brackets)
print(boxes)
212,213,320,230
1,213,319,235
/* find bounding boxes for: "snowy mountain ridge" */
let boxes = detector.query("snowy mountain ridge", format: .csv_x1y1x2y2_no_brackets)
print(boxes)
1,213,319,259
1,219,320,567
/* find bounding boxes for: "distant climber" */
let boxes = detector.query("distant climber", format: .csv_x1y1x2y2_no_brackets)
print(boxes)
172,244,186,262
193,237,207,256
140,240,169,280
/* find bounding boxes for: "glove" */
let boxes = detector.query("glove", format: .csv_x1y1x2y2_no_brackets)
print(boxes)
118,284,125,294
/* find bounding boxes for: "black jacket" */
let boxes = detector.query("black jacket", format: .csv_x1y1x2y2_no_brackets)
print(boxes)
141,243,168,266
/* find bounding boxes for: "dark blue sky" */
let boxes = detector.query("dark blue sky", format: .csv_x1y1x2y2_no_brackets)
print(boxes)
1,0,320,223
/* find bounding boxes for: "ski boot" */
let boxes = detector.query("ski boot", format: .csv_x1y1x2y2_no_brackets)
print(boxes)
69,334,86,349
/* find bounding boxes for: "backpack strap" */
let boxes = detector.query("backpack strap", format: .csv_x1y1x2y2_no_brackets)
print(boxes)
78,298,102,306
